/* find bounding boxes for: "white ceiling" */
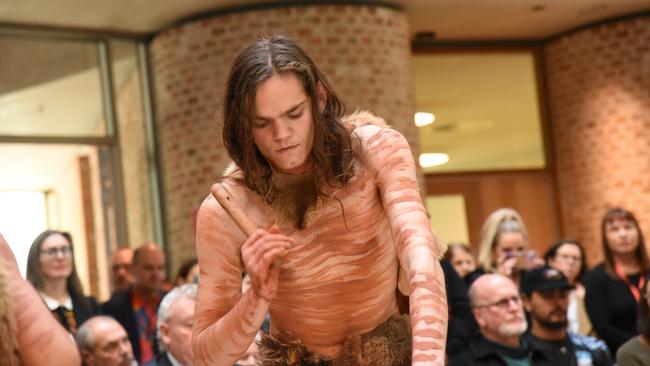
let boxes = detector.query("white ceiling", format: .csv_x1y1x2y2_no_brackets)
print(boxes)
0,0,649,39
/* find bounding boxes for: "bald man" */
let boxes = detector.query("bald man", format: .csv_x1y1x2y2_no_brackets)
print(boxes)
102,243,167,364
76,316,135,366
449,274,543,366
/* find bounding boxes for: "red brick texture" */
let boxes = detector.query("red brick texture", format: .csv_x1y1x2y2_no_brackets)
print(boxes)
544,15,650,266
148,4,418,269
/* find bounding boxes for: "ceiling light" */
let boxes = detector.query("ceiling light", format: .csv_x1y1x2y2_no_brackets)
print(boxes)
419,153,449,168
414,112,435,127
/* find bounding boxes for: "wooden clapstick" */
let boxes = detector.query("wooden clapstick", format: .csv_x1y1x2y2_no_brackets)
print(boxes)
211,183,282,267
211,183,257,236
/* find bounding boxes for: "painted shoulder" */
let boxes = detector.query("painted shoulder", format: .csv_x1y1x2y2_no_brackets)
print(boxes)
343,110,392,139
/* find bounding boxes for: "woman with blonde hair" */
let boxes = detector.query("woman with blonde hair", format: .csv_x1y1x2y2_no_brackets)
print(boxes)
477,208,542,284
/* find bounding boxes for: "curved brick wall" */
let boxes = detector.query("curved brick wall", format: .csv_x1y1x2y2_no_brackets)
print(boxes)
149,3,417,270
544,15,650,265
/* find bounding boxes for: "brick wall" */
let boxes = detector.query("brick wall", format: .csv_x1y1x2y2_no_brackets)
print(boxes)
149,4,417,270
544,15,650,266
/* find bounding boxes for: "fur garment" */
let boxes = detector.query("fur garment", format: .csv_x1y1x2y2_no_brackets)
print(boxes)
256,315,411,366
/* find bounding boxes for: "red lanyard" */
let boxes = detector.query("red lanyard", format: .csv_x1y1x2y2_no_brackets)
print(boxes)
615,263,646,302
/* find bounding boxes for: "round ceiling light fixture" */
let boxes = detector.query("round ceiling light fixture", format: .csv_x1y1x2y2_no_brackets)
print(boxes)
419,153,449,168
414,112,436,127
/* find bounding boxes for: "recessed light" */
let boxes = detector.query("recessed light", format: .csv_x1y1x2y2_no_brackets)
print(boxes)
419,153,449,168
414,112,436,127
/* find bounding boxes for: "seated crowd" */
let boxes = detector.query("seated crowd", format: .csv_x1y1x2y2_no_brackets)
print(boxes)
2,205,650,365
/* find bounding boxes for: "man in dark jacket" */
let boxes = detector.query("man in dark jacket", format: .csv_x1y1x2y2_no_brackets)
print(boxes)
102,243,166,364
449,273,544,366
441,259,478,358
521,266,613,366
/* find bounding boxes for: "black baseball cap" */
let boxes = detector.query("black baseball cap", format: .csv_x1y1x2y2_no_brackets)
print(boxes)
521,266,574,296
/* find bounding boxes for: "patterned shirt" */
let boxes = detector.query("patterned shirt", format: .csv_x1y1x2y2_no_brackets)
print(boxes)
131,290,161,364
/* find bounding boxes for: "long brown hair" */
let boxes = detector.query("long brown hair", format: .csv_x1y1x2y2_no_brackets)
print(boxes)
222,35,355,202
26,230,87,303
601,207,649,277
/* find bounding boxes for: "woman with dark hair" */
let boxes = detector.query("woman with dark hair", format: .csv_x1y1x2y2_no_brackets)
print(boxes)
26,230,99,334
584,207,650,355
616,279,650,364
1,233,81,365
545,239,592,335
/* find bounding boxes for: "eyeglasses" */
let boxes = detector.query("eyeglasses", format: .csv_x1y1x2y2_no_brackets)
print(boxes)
40,246,72,258
474,295,522,310
556,254,581,263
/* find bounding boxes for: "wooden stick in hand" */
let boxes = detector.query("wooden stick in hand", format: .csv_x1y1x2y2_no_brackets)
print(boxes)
211,183,281,267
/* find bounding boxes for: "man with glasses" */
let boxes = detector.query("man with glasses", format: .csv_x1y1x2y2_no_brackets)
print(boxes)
110,247,134,294
521,266,613,366
449,273,543,366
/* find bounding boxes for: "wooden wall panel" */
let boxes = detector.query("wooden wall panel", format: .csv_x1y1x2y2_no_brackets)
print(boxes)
424,170,561,258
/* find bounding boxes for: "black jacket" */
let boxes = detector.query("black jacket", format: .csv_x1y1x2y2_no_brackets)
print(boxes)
143,352,173,366
46,293,99,334
441,259,478,357
101,288,165,363
448,335,546,366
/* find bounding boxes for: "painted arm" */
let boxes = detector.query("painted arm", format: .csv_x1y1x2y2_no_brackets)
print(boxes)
0,233,81,366
363,125,448,365
192,192,291,366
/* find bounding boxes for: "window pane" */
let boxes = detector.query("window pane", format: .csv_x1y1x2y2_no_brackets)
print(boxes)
413,52,545,173
110,40,156,246
0,36,106,137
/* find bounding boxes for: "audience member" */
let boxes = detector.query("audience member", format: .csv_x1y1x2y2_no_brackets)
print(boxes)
584,207,650,354
145,284,197,366
76,316,136,366
477,208,543,286
174,257,199,286
521,266,613,366
0,233,81,366
449,273,542,365
26,230,99,334
545,239,592,335
441,259,479,358
617,280,650,365
445,242,484,287
102,242,167,364
111,247,134,294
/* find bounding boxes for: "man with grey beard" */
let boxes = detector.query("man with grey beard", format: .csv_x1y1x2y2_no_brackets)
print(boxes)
521,267,613,366
449,274,544,366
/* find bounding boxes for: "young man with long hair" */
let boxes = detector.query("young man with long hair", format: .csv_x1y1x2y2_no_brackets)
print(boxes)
192,36,447,365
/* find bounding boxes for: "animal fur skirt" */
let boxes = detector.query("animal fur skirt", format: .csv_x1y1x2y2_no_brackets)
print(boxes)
256,314,411,366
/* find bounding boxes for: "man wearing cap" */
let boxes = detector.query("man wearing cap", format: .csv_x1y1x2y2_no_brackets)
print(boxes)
521,266,613,366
